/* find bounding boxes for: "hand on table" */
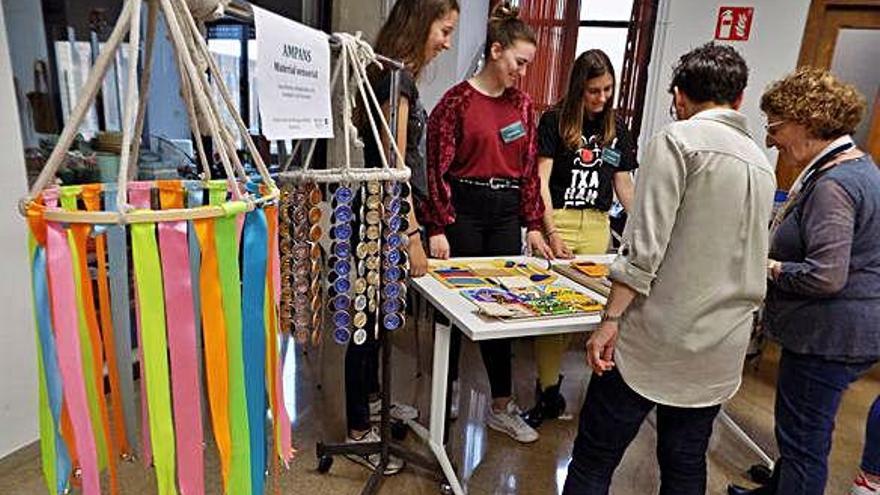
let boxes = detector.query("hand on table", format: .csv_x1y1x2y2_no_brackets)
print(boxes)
549,233,574,259
526,230,554,259
407,238,428,277
429,233,450,259
586,321,618,375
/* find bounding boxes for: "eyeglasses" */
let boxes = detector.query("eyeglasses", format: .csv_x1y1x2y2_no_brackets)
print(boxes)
764,120,785,134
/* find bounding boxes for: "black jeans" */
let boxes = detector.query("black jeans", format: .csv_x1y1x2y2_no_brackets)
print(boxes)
443,181,523,399
563,369,721,495
345,311,380,432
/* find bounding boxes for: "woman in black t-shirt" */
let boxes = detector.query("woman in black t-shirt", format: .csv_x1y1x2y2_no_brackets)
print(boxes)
524,49,638,428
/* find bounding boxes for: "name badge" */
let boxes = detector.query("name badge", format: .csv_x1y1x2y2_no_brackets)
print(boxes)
500,121,526,143
601,147,622,168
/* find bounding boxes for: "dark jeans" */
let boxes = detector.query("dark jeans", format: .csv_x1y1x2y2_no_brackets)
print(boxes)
443,181,523,399
563,369,721,495
345,311,380,432
863,395,880,475
766,350,877,495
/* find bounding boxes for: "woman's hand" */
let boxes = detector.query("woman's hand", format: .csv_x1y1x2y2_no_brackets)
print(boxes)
407,238,428,277
526,230,555,259
549,233,574,259
429,233,451,259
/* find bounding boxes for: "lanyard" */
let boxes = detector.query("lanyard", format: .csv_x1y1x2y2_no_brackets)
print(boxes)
771,142,855,235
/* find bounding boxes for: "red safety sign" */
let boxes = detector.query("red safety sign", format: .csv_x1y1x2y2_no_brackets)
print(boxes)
715,6,754,41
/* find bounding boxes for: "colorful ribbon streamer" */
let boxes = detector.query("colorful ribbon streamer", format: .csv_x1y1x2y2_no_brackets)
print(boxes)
83,185,131,460
242,202,268,495
129,184,154,466
28,210,72,494
59,187,115,494
103,184,139,453
215,192,253,495
131,217,179,495
157,181,205,495
44,188,100,495
194,183,233,490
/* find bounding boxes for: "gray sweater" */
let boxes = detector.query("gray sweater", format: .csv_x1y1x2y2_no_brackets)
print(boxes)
766,153,880,361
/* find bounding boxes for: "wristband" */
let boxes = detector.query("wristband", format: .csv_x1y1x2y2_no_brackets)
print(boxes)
600,310,622,324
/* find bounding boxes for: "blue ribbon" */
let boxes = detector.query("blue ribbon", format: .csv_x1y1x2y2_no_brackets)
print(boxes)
242,204,268,495
33,246,72,494
103,185,139,451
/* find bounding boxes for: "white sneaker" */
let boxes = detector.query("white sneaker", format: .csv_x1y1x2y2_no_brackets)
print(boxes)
368,399,419,422
486,401,539,443
852,472,880,494
450,380,460,421
344,426,405,475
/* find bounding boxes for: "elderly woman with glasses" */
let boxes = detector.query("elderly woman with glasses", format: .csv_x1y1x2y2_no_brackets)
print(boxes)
729,69,880,495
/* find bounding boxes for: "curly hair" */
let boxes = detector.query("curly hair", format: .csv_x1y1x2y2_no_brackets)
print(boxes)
760,68,866,140
668,42,748,105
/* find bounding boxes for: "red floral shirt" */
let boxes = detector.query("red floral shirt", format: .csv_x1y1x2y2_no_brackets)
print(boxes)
421,81,544,236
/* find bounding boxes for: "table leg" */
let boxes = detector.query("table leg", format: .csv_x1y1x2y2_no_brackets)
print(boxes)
426,321,465,495
719,408,774,469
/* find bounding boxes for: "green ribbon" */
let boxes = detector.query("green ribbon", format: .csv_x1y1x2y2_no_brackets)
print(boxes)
131,222,179,495
209,182,252,494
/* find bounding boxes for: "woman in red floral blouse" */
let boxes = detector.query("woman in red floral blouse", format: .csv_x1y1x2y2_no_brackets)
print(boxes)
421,3,552,444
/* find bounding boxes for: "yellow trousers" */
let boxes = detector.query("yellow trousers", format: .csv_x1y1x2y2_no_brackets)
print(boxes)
535,209,610,389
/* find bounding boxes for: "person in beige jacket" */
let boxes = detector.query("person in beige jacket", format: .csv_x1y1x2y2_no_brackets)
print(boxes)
563,42,776,495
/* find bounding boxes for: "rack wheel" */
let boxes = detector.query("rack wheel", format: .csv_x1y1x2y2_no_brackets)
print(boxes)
391,420,408,441
439,482,453,494
317,455,333,474
748,463,773,485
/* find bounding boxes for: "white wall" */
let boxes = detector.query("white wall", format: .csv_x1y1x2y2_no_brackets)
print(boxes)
419,0,488,112
640,0,812,162
1,0,50,147
0,3,40,459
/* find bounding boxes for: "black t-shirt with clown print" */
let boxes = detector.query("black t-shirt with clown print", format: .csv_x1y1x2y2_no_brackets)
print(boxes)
537,109,638,211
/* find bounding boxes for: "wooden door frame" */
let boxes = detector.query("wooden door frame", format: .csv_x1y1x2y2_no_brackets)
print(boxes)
798,0,880,66
773,0,880,189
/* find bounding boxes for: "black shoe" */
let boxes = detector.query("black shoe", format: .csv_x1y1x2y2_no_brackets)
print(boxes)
727,484,772,495
522,375,567,428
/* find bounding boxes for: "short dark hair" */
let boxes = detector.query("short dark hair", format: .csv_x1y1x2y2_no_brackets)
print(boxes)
668,42,748,105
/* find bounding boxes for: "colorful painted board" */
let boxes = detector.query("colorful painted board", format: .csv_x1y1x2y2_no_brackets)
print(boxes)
461,284,603,320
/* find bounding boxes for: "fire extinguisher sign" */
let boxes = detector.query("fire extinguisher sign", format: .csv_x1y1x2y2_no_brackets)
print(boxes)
715,6,754,41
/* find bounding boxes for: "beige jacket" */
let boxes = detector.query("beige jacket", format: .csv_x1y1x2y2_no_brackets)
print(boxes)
610,108,776,407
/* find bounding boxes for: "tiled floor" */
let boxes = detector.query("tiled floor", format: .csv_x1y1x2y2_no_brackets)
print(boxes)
1,312,877,494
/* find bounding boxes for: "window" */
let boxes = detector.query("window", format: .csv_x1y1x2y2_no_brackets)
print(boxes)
576,0,635,96
54,40,136,140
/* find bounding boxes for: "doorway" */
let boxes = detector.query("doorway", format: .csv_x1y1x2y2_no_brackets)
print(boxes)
775,0,880,189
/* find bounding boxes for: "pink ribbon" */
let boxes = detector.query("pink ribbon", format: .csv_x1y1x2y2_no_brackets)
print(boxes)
157,192,205,495
44,189,100,495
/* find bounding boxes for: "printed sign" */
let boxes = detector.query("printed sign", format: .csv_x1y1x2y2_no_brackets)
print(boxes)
715,6,754,41
254,6,333,139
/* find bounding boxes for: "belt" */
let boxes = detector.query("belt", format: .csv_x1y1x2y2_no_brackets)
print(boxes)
451,177,521,190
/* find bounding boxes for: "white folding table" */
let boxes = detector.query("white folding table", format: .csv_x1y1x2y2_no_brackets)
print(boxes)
408,255,613,495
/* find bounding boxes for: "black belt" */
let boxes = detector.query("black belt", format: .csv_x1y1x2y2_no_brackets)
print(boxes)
451,177,521,190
